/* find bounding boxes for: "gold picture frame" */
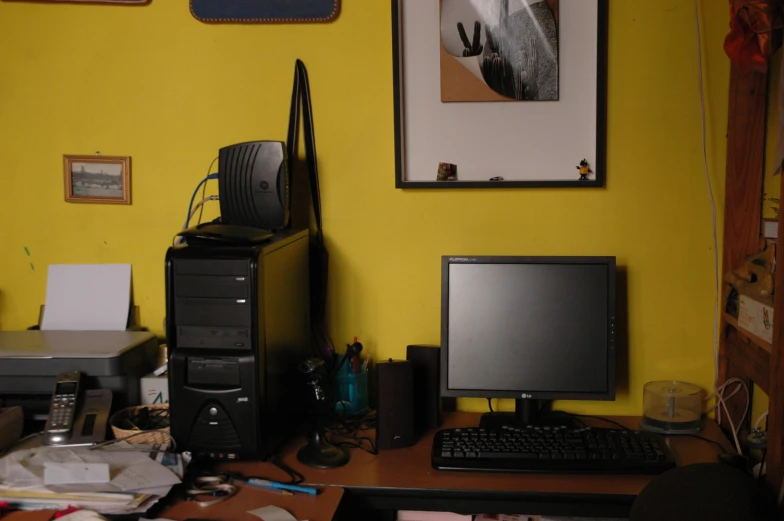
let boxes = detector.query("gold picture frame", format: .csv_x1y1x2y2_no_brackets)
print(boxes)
63,155,131,205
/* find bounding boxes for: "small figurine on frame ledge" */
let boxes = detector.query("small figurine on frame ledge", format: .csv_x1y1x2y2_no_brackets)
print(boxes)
437,162,457,181
577,159,592,181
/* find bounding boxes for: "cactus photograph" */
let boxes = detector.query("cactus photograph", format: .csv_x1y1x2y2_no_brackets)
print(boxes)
440,0,558,102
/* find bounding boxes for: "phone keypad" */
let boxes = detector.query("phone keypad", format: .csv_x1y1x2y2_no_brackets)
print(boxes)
49,393,76,431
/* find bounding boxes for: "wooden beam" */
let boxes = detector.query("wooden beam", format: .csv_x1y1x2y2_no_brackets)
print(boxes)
768,144,784,497
719,66,768,441
721,67,767,274
726,329,771,395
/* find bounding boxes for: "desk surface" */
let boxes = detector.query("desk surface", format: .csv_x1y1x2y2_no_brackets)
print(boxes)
158,412,731,519
232,412,731,496
158,483,343,521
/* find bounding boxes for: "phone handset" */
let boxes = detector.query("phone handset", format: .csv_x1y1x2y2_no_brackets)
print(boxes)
44,370,81,445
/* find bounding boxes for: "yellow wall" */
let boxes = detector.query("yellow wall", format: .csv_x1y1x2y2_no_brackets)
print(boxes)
0,0,729,415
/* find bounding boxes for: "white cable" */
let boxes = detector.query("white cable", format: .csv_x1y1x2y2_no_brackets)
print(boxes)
704,378,749,454
173,195,220,246
693,0,720,387
188,195,219,222
754,410,769,430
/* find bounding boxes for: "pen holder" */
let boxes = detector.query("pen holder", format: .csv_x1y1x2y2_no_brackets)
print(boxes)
333,368,369,417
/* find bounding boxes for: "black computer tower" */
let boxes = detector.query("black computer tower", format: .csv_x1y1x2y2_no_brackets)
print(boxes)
165,229,310,460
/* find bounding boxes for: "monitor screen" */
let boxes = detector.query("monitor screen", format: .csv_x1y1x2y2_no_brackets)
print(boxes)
441,256,615,401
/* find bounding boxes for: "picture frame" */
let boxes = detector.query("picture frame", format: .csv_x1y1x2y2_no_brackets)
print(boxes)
1,1,149,4
393,0,608,188
63,155,131,205
190,0,339,23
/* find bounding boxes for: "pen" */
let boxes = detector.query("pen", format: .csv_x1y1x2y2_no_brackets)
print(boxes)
245,482,294,496
247,478,319,496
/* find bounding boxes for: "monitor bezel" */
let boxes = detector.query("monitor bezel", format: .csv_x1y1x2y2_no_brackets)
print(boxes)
440,255,617,402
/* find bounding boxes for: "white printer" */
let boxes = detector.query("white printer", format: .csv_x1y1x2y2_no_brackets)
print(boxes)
0,331,157,420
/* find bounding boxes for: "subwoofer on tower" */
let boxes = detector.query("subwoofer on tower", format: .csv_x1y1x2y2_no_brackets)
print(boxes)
218,141,290,230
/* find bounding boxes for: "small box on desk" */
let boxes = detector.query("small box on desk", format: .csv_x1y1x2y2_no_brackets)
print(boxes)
140,373,169,405
737,294,774,344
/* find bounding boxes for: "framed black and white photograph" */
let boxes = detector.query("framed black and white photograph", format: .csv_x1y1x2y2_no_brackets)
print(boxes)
63,155,131,205
393,0,608,188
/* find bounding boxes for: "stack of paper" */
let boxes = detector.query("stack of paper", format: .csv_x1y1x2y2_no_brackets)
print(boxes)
0,443,182,515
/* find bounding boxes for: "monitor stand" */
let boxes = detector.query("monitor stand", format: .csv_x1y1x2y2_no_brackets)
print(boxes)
478,399,575,430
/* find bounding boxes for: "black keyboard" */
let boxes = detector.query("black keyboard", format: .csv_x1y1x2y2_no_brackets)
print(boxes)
432,425,676,474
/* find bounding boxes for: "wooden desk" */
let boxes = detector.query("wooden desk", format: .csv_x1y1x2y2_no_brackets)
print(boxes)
158,483,343,521
162,412,730,520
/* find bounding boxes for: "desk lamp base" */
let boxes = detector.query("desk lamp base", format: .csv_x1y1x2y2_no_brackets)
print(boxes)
296,431,350,469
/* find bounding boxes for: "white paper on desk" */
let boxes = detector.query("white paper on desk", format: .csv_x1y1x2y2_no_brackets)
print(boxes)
56,509,110,521
44,462,110,485
41,263,132,331
111,461,181,491
0,444,179,495
248,505,299,521
78,449,152,466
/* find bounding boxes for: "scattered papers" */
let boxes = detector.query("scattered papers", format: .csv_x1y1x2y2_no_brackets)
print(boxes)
248,505,299,521
57,511,110,521
43,462,110,485
111,461,180,492
0,443,182,515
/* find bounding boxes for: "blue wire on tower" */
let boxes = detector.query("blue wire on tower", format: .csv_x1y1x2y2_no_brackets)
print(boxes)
184,173,219,230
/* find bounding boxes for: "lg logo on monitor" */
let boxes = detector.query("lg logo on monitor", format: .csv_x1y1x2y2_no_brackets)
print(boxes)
521,393,532,399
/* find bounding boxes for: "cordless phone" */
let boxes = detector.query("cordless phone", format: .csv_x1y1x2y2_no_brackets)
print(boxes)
44,370,81,444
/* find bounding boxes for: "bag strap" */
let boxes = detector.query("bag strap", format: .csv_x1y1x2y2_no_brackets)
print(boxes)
287,59,323,247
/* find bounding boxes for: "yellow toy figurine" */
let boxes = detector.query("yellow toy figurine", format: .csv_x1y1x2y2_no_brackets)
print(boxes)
576,159,592,181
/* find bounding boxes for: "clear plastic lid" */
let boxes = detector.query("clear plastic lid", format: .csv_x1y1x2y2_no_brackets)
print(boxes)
640,380,705,434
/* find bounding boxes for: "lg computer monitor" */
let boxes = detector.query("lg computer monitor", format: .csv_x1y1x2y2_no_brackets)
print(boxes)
440,256,616,428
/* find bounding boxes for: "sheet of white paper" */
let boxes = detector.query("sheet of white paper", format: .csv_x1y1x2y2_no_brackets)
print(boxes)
57,510,111,521
1,460,41,487
44,462,110,485
110,462,180,492
78,449,152,466
41,264,132,331
248,505,298,521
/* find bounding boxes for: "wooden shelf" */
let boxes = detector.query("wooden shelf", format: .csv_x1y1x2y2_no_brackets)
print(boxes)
723,312,773,354
725,327,771,396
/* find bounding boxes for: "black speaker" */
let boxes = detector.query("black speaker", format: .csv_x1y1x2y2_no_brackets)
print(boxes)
376,359,414,450
218,141,289,230
406,344,442,436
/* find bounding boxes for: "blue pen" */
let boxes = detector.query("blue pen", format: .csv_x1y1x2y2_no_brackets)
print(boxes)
247,478,319,496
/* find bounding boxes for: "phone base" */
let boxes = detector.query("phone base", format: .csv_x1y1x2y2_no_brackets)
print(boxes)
44,389,112,446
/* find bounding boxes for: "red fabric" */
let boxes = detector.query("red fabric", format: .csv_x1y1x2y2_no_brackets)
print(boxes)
724,0,782,74
52,508,80,520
